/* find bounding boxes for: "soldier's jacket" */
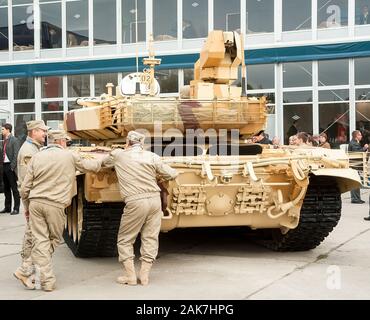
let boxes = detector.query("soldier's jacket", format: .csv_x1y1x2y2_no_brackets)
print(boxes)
102,145,178,202
21,144,101,210
17,137,43,187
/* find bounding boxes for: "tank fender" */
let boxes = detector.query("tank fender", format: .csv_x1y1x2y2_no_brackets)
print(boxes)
311,168,361,193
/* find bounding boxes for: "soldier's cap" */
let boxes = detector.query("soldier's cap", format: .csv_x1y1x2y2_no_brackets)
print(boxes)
48,130,71,141
26,120,49,131
127,130,145,144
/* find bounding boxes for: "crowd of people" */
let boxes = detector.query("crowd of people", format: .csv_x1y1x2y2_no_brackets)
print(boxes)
246,129,331,149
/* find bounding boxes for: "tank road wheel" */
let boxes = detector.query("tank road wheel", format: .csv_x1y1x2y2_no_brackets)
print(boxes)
262,177,342,251
63,176,124,257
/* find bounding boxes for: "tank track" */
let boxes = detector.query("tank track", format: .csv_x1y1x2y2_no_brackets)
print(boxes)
260,177,342,251
64,177,341,256
63,200,123,258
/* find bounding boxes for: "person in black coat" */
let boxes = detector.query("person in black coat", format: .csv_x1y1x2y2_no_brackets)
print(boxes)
359,5,369,25
0,123,21,215
348,130,368,205
286,120,299,144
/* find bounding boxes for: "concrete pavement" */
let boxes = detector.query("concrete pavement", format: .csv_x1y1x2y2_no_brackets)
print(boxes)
0,191,369,300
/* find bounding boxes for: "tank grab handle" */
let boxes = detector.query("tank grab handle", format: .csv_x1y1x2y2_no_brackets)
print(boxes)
267,186,307,219
162,208,173,220
201,162,215,181
243,162,260,182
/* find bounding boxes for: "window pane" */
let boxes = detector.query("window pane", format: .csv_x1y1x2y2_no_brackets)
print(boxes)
247,64,274,90
184,69,194,85
284,104,312,144
283,91,312,103
319,89,349,102
318,0,348,28
355,57,370,85
14,78,35,99
283,0,311,31
248,92,275,104
283,62,312,88
94,0,116,45
318,59,348,86
14,102,35,113
41,76,63,98
356,0,370,25
68,100,82,111
0,82,8,99
154,0,177,41
67,0,89,47
157,69,178,93
13,0,30,5
41,2,62,49
0,6,8,51
319,103,349,146
183,0,208,39
14,113,35,144
356,88,370,101
122,0,146,43
13,4,34,51
246,0,274,34
67,74,90,97
42,112,64,125
214,0,240,32
356,102,370,143
42,101,63,112
95,73,118,96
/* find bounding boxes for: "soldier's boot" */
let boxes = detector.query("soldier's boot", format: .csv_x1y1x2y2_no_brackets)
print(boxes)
116,260,137,285
13,272,35,290
139,261,153,286
14,258,35,278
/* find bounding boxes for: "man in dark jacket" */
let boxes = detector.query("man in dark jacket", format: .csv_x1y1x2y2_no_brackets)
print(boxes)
253,130,271,145
0,123,21,215
286,120,299,144
348,130,368,204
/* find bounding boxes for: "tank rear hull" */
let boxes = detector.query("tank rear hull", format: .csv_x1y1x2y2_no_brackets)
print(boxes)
64,147,360,257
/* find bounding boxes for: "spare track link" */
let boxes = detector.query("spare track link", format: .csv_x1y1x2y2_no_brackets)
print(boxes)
64,200,123,258
263,177,342,251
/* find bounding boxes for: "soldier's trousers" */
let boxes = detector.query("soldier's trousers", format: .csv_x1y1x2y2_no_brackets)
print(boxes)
118,195,162,264
29,200,65,289
351,188,362,202
17,222,34,277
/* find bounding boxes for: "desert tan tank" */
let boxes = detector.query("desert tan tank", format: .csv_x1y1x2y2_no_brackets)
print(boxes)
63,31,361,257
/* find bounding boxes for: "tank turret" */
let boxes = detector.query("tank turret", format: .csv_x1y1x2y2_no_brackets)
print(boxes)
65,31,266,143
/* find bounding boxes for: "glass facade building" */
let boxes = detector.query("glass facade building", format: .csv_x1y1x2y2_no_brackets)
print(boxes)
0,0,370,146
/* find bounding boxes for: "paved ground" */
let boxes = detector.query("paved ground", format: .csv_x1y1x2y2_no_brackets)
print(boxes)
0,190,369,300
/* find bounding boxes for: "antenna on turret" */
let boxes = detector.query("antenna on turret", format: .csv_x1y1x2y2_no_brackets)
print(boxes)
134,0,141,94
143,34,161,96
240,33,247,97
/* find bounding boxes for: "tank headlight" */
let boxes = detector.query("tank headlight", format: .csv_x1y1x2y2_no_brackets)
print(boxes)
221,173,233,184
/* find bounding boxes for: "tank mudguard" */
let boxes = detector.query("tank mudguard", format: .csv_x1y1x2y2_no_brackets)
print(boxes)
311,168,361,193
